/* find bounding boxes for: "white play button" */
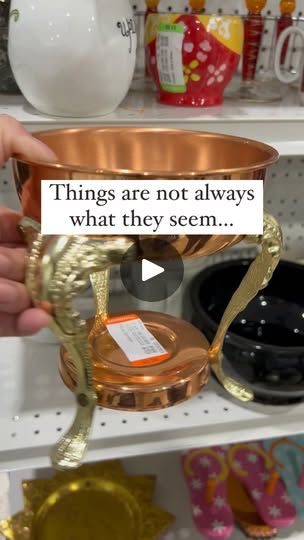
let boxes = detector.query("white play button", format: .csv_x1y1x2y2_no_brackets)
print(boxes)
120,239,184,302
142,259,165,282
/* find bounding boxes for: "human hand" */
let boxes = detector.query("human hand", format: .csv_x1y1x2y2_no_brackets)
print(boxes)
0,115,56,336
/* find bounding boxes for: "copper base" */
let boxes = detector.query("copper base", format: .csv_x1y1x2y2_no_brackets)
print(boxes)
59,311,210,411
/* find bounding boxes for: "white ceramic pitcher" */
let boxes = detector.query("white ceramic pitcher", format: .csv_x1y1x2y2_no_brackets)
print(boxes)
274,26,304,106
8,0,137,117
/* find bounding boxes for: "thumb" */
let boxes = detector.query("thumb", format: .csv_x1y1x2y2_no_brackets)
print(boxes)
0,115,57,163
11,134,57,163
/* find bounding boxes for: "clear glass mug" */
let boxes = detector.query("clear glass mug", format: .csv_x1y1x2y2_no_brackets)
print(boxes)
274,26,304,106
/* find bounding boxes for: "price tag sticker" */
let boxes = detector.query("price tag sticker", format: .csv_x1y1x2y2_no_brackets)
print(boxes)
106,314,170,366
156,22,186,94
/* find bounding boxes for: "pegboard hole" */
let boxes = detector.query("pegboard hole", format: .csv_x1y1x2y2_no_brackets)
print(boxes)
143,417,148,422
34,430,40,435
56,411,62,416
184,412,189,416
34,413,40,418
11,433,16,438
122,420,127,424
223,407,229,412
57,428,62,432
163,414,169,419
101,422,106,427
204,410,209,414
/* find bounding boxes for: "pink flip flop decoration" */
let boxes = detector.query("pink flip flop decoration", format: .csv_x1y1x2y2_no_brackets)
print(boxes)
182,447,234,539
227,442,296,529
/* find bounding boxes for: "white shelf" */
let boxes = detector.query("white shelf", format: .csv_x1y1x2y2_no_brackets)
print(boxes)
1,87,304,155
1,336,304,472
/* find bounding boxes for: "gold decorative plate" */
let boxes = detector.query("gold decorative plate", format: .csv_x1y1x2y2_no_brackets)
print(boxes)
0,461,174,540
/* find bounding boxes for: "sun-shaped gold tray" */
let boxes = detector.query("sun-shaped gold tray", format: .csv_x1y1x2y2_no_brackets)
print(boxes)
0,461,174,540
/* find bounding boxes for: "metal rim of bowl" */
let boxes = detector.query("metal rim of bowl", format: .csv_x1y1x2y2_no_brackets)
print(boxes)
12,127,279,179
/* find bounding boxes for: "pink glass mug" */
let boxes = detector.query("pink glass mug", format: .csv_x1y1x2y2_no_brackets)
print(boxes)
274,26,304,106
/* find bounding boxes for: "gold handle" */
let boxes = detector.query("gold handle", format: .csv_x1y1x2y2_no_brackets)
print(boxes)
21,218,134,470
209,212,283,402
89,269,110,337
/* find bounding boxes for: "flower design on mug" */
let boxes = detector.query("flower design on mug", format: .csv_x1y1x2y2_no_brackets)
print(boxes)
183,60,201,83
206,63,227,86
184,42,194,53
200,40,212,52
196,41,211,64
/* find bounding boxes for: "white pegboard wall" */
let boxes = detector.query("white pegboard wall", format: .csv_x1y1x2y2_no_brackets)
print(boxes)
265,156,304,260
0,163,20,212
131,0,303,16
130,0,304,17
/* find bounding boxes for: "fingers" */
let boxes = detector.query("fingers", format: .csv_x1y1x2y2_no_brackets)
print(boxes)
17,309,50,335
0,278,30,313
0,245,26,281
0,309,49,337
0,114,57,164
0,115,57,338
10,133,58,163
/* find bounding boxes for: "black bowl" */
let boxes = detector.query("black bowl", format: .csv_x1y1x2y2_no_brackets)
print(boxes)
190,259,304,404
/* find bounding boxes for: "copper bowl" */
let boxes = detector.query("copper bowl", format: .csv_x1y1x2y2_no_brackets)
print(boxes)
12,127,279,260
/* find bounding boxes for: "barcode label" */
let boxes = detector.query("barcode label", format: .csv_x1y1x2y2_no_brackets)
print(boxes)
156,23,186,93
106,314,170,366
